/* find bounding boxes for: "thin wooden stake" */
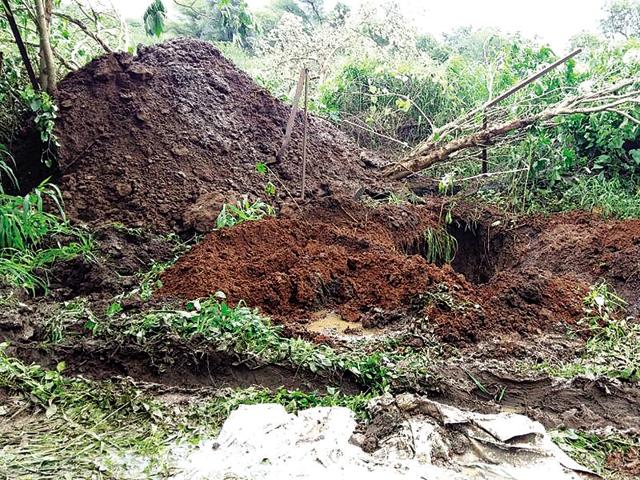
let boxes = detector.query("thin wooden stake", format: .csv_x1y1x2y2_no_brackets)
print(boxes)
301,67,309,200
481,111,488,174
273,68,306,164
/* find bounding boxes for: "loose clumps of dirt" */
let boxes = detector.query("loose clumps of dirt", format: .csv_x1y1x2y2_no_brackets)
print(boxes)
158,198,639,344
53,38,383,233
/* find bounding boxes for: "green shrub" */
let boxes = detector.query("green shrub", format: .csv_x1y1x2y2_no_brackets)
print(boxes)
318,58,450,146
0,182,93,293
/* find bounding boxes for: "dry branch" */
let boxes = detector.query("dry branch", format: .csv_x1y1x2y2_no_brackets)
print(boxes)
53,11,112,54
385,77,640,180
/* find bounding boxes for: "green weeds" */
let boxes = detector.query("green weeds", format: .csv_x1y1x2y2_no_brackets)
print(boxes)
20,87,59,166
0,344,377,477
528,176,640,219
552,429,640,478
537,282,640,381
216,197,275,229
0,144,17,192
95,298,435,392
423,226,458,263
0,182,93,293
43,299,96,344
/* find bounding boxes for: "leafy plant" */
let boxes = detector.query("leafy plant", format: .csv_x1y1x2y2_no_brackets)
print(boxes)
216,197,275,229
422,226,458,263
20,87,59,166
552,429,640,477
107,297,435,392
143,0,167,37
537,282,640,381
0,182,93,293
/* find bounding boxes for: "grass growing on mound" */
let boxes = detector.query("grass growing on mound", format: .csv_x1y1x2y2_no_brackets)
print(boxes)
0,182,94,293
90,298,438,392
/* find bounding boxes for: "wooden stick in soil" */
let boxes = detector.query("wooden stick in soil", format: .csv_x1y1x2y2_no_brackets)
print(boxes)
1,0,40,90
301,68,309,200
273,68,306,164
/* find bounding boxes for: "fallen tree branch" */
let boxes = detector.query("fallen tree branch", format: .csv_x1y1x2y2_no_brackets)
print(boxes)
385,77,640,180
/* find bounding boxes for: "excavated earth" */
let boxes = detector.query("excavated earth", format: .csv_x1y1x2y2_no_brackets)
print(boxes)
159,197,640,344
48,38,385,233
3,40,640,475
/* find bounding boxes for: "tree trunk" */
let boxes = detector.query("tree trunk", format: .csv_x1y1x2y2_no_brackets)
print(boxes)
34,0,56,95
384,116,539,180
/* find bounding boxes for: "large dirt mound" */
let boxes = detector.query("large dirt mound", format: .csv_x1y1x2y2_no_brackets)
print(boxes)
159,199,631,344
54,38,381,233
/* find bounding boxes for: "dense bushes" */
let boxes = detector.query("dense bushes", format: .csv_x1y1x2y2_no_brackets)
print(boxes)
318,60,450,147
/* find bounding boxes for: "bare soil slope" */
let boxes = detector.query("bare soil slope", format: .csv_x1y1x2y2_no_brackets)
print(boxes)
54,38,381,233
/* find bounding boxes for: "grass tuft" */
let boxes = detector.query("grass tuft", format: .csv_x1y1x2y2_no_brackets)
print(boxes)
216,197,275,229
423,226,458,263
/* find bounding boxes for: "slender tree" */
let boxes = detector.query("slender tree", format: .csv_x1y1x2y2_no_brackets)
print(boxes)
33,0,57,94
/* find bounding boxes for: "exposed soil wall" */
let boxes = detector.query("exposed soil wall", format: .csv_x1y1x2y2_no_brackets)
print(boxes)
159,199,640,344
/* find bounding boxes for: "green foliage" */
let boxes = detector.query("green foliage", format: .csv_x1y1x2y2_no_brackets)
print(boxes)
554,111,640,178
319,59,449,146
0,182,93,293
172,0,257,47
0,182,65,250
537,282,640,381
144,0,167,37
423,227,458,264
0,344,178,477
0,343,378,477
108,297,434,391
552,429,640,477
216,197,275,228
20,87,59,166
530,176,640,219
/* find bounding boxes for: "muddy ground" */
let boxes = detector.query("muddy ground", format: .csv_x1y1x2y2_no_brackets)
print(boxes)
159,197,640,344
2,196,640,436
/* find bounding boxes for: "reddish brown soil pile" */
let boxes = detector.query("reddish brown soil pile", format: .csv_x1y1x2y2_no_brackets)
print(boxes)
507,212,640,315
159,198,461,324
159,199,634,343
54,39,382,233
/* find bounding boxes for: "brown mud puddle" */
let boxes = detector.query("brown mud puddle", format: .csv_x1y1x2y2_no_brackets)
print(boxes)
307,311,381,337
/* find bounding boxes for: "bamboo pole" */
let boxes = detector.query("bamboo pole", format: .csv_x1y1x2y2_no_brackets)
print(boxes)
301,68,309,200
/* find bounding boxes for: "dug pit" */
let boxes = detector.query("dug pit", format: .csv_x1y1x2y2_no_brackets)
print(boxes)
157,198,640,344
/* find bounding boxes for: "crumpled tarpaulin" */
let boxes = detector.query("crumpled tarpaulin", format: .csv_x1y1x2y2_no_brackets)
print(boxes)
175,393,594,480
